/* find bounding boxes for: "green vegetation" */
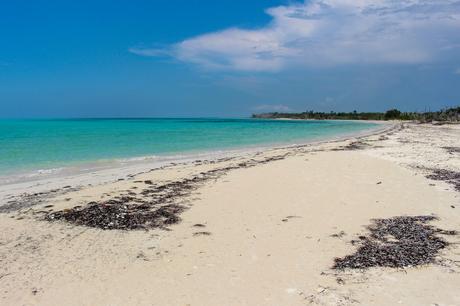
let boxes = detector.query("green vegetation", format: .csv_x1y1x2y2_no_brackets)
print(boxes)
252,106,460,122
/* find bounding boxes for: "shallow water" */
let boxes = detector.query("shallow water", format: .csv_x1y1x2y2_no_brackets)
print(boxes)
0,118,378,176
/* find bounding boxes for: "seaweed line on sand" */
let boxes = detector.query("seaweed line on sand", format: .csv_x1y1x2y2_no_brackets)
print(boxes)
0,186,80,214
333,216,457,270
44,153,290,230
442,146,460,154
331,141,371,151
426,169,460,191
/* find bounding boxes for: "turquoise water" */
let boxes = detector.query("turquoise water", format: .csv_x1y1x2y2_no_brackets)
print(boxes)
0,118,378,175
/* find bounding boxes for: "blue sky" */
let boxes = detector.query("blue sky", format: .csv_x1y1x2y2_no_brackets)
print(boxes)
1,0,459,118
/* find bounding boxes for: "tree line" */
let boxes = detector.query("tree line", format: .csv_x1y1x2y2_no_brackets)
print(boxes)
252,106,460,122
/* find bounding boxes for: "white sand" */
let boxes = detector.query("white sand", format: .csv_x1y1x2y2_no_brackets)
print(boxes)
0,123,459,306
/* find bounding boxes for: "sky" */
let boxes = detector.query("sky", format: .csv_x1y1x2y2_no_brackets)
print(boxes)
1,0,460,118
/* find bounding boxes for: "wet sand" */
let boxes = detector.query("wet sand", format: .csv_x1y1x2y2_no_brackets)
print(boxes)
0,123,459,305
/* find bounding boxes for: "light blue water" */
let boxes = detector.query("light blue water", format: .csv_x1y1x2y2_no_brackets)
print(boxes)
0,118,379,175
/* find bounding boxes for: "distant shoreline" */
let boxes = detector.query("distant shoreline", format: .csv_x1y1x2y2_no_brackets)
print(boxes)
252,106,460,122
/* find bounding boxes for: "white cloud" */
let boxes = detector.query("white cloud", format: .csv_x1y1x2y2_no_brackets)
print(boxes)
455,68,460,74
253,104,293,112
131,0,460,71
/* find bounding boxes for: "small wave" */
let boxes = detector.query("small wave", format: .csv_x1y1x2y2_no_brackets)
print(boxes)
34,167,65,175
118,155,159,162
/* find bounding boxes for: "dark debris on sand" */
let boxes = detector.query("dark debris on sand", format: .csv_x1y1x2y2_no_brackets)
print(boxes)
332,141,370,151
426,169,460,191
442,146,460,154
0,186,79,213
45,153,291,230
46,202,184,230
193,231,211,236
333,216,457,270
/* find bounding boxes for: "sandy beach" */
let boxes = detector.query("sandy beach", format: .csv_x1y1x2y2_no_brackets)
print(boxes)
0,122,459,306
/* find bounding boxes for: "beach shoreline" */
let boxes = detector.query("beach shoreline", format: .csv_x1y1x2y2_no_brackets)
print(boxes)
0,120,391,196
0,118,380,186
0,122,459,305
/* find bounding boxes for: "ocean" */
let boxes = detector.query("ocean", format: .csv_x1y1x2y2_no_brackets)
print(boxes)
0,118,379,178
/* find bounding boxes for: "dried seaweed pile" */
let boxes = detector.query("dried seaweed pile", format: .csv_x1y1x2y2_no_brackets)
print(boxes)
333,216,456,270
46,202,184,230
45,153,290,230
45,173,214,230
426,169,460,191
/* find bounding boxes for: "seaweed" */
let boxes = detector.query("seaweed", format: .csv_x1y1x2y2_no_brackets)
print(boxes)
46,202,184,230
332,141,370,151
426,169,460,191
333,216,457,270
44,153,291,230
442,146,460,154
